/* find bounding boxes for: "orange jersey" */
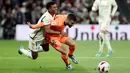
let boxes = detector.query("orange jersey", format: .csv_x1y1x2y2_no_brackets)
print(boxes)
50,15,67,32
45,15,68,44
31,14,67,37
47,15,67,36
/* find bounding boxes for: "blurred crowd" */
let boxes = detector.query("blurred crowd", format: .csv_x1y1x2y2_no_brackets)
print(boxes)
0,0,129,39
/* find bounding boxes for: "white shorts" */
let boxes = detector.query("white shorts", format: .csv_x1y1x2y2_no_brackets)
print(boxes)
99,21,110,31
28,38,47,52
28,38,41,52
99,19,111,31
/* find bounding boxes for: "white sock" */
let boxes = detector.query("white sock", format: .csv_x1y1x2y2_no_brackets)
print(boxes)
99,37,105,53
20,49,32,58
104,34,112,52
99,32,105,53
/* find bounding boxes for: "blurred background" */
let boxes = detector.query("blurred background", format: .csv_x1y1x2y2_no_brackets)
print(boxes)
0,0,130,40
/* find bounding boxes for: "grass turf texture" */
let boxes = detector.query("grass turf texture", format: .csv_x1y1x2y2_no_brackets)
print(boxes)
0,40,130,73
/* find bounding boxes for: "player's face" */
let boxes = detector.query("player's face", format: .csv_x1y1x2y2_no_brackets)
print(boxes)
50,4,57,14
64,19,75,28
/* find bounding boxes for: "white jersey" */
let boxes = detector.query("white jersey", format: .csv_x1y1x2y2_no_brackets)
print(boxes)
30,11,55,41
92,0,118,24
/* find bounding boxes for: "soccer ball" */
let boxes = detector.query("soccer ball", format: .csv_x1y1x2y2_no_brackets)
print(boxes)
98,61,110,73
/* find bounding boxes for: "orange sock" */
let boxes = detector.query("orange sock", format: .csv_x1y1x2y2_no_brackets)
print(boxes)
69,45,75,56
61,54,70,65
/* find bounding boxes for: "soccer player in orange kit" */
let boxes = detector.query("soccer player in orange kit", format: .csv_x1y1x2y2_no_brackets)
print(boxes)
29,14,78,70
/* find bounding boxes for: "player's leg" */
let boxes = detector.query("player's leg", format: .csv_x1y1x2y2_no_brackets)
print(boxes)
31,39,49,52
62,54,73,70
98,21,113,57
61,36,78,64
96,30,105,56
49,38,73,70
18,45,33,58
104,22,113,57
18,38,38,59
104,33,113,57
96,22,106,57
40,39,49,52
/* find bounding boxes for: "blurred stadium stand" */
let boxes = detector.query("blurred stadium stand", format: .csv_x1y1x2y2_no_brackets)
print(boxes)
0,0,130,39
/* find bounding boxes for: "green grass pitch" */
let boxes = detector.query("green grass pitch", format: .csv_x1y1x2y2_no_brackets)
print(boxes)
0,40,130,73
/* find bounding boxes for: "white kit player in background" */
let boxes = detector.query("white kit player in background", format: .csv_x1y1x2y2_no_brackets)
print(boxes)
92,0,118,57
18,1,57,59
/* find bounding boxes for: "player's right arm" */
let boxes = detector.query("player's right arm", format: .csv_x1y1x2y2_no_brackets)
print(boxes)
43,24,68,36
92,0,100,11
43,25,61,35
27,21,61,35
27,22,44,29
27,21,68,36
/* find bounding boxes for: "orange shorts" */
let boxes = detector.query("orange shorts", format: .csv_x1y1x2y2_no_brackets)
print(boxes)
46,35,69,49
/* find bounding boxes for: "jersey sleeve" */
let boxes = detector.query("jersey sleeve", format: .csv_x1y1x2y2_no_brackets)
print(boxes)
111,0,118,17
92,0,100,11
41,17,51,25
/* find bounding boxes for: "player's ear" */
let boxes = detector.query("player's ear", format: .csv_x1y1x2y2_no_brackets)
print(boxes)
65,18,69,23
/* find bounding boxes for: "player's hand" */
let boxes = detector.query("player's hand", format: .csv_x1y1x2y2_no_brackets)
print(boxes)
27,22,35,29
27,22,32,28
60,32,68,37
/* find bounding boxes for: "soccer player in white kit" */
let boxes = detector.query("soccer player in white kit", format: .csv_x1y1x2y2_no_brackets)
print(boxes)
18,1,59,59
92,0,118,57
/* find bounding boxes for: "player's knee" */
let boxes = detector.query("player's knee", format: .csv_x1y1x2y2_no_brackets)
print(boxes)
99,31,105,39
31,51,38,60
72,42,76,47
69,40,76,46
54,42,62,49
70,45,75,50
61,54,68,59
41,43,49,52
100,29,105,33
63,49,67,54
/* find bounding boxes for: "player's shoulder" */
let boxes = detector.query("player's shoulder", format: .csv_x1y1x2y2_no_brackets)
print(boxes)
42,11,52,19
39,11,53,23
43,11,50,16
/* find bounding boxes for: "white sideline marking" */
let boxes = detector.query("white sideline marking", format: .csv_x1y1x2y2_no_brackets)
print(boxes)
0,57,130,59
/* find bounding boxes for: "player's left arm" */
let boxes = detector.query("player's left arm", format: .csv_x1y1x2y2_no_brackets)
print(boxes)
27,22,44,29
60,31,68,37
111,0,118,17
27,17,52,29
43,25,61,35
92,0,100,11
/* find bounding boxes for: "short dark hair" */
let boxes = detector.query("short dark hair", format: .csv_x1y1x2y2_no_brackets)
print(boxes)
67,14,77,22
46,1,56,10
